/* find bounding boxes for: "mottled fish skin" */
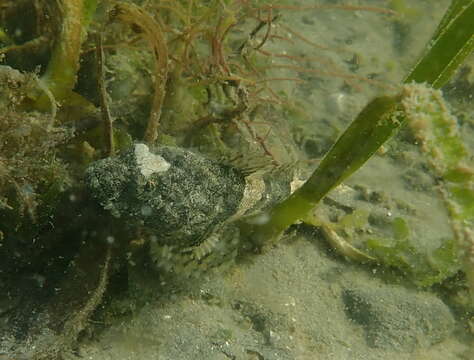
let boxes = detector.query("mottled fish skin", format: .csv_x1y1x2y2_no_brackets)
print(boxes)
85,144,246,248
85,143,299,272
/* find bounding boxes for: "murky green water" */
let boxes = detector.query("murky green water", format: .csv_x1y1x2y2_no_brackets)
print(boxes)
1,1,473,359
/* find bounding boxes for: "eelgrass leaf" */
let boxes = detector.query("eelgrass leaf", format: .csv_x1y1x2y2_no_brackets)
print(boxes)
404,0,474,88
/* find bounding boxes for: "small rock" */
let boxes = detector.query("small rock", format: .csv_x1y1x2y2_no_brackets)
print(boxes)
342,284,455,351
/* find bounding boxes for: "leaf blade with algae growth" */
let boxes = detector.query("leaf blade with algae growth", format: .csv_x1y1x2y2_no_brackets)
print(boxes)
404,0,474,88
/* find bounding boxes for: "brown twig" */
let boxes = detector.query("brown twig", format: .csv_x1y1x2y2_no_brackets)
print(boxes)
256,48,363,91
277,22,352,54
253,7,275,51
268,64,396,91
110,2,169,145
240,118,279,165
264,4,397,16
255,77,305,83
237,10,280,55
210,16,236,75
94,33,114,157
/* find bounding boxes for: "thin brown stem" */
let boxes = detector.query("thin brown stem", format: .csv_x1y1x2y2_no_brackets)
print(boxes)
265,4,396,16
94,33,114,157
269,64,396,91
110,2,169,145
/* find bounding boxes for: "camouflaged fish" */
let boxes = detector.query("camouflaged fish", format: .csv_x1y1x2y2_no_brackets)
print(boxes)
85,143,301,273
